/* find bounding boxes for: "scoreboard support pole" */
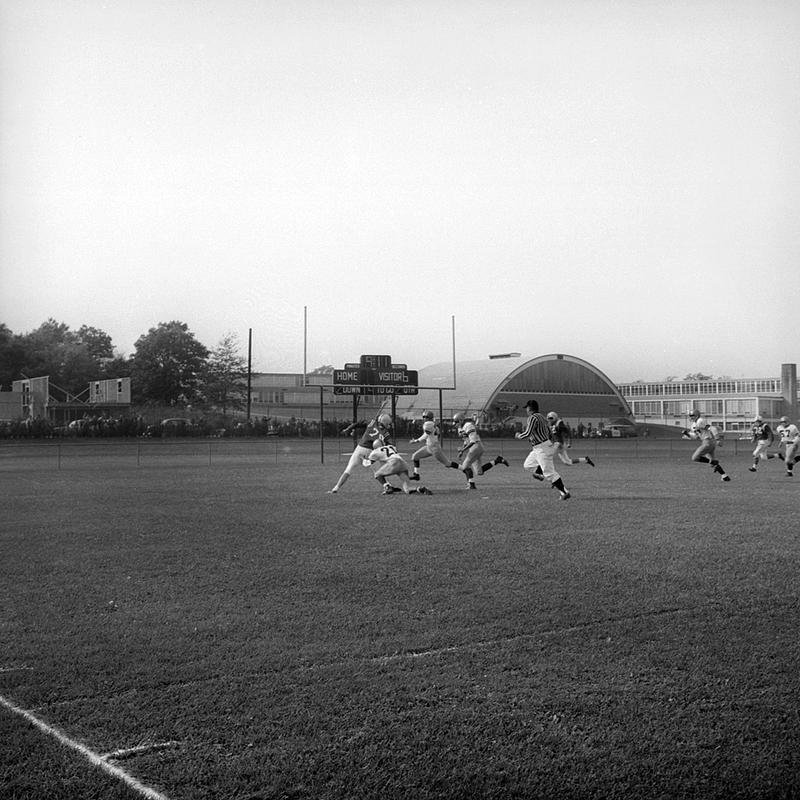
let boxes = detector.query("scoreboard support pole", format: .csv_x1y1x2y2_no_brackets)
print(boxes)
319,385,325,465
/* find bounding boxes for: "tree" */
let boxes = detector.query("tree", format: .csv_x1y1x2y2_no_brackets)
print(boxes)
12,319,116,396
203,333,248,416
99,353,133,380
131,321,209,406
0,323,27,390
76,325,114,360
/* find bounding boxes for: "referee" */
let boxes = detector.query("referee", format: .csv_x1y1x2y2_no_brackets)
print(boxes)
516,399,571,500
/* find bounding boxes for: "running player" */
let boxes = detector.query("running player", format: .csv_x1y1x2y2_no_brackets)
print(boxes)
453,412,509,489
682,410,731,482
409,410,459,481
776,415,799,477
748,414,777,473
546,411,595,467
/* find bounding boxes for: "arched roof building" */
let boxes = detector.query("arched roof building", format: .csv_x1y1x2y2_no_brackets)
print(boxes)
395,353,633,426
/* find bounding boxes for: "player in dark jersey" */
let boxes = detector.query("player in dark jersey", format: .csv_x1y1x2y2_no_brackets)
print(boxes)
546,411,595,467
328,413,393,493
748,415,777,473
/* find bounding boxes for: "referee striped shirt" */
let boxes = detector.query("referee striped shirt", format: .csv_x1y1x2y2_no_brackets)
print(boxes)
519,413,551,445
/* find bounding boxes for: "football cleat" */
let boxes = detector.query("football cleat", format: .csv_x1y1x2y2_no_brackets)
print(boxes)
722,475,731,482
748,467,757,472
382,484,396,495
496,456,509,467
531,472,544,482
560,491,571,500
586,456,595,467
418,486,433,495
409,473,420,481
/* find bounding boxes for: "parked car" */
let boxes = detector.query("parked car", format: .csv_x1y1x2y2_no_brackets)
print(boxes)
160,418,195,437
601,424,637,438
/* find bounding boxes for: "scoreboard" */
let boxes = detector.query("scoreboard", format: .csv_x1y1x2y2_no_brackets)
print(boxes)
333,354,418,395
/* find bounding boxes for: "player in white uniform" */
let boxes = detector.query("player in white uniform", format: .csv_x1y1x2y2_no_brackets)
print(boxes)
453,412,509,489
409,410,459,481
776,416,799,477
546,412,595,467
328,413,393,493
748,415,777,472
368,442,432,495
682,410,731,482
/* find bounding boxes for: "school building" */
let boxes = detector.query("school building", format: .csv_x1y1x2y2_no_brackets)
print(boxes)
617,363,798,434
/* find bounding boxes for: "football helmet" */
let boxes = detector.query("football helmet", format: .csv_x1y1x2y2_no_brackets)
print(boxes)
421,410,434,421
452,412,465,423
546,411,557,421
378,413,392,428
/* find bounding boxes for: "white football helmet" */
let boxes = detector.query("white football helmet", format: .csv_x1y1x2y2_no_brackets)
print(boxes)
378,413,392,428
452,412,465,423
546,411,557,421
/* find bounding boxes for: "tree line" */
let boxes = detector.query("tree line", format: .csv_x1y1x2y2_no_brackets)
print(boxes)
0,319,248,413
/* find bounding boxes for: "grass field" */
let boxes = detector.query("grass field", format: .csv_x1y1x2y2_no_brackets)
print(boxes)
2,438,799,799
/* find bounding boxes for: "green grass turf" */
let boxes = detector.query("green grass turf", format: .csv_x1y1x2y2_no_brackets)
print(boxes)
1,439,798,799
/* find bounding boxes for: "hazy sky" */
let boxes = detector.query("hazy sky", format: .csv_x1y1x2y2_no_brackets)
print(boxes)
1,0,798,382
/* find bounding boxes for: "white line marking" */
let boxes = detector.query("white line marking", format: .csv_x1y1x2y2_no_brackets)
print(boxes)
103,741,182,761
370,606,696,665
0,664,33,673
0,693,171,800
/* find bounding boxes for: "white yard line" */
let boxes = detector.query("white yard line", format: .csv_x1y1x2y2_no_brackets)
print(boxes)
0,693,171,800
103,741,182,761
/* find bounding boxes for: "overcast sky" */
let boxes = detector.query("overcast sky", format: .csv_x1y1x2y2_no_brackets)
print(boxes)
1,0,798,382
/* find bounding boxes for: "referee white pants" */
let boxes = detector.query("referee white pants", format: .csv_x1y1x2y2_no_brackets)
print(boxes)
523,441,560,482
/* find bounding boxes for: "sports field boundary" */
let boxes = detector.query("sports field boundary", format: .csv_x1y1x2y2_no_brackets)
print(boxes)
0,693,172,800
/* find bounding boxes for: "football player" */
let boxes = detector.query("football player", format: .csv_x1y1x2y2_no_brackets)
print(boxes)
682,410,731,482
409,410,459,481
748,414,777,473
368,441,432,495
546,411,595,467
776,416,799,477
328,413,393,493
453,412,509,490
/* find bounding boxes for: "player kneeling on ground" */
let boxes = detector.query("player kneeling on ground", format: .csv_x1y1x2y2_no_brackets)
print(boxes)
369,441,433,495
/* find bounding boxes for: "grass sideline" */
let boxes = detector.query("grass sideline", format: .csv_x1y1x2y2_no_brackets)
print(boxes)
2,440,799,799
